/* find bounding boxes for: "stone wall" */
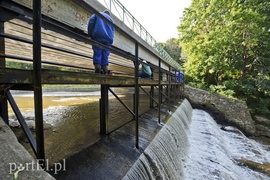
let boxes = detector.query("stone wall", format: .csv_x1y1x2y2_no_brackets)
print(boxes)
183,85,257,136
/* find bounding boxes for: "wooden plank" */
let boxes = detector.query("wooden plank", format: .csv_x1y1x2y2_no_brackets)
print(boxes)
0,68,165,86
5,19,135,75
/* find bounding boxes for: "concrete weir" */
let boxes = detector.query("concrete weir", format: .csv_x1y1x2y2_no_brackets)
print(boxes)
123,99,193,180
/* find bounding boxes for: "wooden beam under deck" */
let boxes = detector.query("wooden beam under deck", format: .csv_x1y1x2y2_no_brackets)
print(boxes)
0,68,173,89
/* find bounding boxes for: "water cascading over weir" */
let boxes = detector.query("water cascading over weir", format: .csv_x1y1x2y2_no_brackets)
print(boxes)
123,99,193,180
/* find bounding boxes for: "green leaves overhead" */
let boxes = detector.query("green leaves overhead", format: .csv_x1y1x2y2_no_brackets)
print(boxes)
178,0,270,115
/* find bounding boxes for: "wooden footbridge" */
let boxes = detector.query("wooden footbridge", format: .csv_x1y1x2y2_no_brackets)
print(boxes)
0,0,183,166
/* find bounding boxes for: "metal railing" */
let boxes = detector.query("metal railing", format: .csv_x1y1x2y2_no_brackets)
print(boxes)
97,0,181,70
0,0,183,165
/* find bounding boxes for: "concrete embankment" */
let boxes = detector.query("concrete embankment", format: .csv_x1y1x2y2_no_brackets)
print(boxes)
123,99,193,179
0,117,55,180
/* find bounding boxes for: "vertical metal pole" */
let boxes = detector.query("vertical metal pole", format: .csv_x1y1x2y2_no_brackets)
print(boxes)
161,86,164,103
122,9,125,23
0,20,8,124
132,17,134,31
168,67,171,112
158,59,161,124
134,42,139,149
150,86,154,108
100,85,108,134
33,0,45,166
109,0,112,11
140,25,142,37
177,85,179,101
0,21,5,66
133,93,135,119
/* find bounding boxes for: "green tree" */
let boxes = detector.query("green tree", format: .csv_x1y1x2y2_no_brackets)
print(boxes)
178,0,270,115
164,38,182,64
156,38,183,65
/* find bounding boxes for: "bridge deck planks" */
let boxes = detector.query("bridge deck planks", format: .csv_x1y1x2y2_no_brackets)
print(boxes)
4,18,135,76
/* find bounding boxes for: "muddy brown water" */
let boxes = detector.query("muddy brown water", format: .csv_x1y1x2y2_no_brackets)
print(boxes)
9,89,172,179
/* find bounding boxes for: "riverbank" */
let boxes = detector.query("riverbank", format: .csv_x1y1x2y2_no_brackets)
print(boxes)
0,117,55,179
184,85,270,138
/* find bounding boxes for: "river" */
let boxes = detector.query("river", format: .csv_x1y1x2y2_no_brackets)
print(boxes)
8,88,159,167
7,89,270,179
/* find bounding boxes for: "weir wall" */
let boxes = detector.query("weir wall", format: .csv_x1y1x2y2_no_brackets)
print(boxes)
123,99,193,180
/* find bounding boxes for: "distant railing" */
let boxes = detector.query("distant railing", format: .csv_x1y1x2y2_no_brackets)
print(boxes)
97,0,181,70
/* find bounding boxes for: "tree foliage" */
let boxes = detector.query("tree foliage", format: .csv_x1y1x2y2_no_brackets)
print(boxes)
178,0,270,115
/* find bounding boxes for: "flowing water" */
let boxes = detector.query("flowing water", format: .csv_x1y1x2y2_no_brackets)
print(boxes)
124,100,270,180
184,109,270,180
9,88,152,165
8,91,270,179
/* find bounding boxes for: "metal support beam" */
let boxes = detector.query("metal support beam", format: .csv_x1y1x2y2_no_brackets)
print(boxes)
6,91,37,154
133,93,135,120
158,59,161,124
33,0,45,166
0,20,5,67
155,85,170,100
108,87,135,116
134,42,139,149
180,83,185,99
173,84,177,104
150,86,154,108
0,20,8,124
100,85,109,134
168,66,171,112
0,91,8,124
139,86,158,105
166,85,169,101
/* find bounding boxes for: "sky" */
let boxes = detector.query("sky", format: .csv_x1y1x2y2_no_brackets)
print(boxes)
119,0,192,42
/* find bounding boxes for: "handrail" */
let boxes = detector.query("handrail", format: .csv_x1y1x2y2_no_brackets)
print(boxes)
1,0,177,78
97,0,181,70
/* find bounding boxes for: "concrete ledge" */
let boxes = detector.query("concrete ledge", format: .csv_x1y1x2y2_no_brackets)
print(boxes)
123,99,193,179
0,117,55,180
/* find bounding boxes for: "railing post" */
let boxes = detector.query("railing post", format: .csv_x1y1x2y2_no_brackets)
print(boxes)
100,85,109,134
132,17,134,31
109,0,112,11
158,58,161,124
134,42,139,149
140,25,142,37
168,66,171,112
0,20,8,125
33,0,45,166
122,8,125,22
